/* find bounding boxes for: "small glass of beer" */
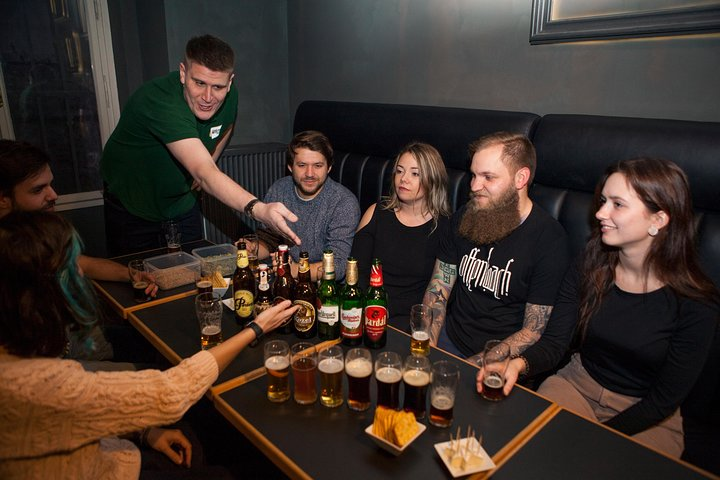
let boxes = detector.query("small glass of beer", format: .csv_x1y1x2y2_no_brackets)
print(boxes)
318,345,344,408
402,355,432,419
194,292,223,349
291,342,318,405
128,259,151,303
374,351,402,410
480,340,510,402
345,347,373,411
429,360,460,428
264,340,291,403
409,304,432,356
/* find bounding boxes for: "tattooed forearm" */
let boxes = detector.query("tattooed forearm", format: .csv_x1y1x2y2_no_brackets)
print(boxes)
502,303,553,356
422,260,456,345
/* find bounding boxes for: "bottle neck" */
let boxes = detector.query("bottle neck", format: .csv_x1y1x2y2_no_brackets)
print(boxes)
345,263,358,286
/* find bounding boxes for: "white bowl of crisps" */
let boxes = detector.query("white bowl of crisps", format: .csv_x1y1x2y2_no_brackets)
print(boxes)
365,406,426,456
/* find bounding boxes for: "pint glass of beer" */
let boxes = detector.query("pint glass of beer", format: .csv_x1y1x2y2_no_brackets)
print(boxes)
318,345,344,408
128,259,151,303
409,304,432,356
195,292,223,349
264,340,291,402
402,355,432,419
429,360,460,428
375,351,402,410
345,347,372,411
481,340,510,402
291,342,318,405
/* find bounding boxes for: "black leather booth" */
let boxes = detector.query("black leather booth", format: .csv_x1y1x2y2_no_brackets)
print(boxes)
293,100,720,473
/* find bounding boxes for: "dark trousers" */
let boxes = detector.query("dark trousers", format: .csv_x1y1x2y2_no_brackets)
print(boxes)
104,190,203,257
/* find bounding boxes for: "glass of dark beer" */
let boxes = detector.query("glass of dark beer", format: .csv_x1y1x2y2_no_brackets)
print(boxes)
402,355,432,419
291,342,318,405
409,304,432,356
128,259,151,303
264,340,291,403
318,345,344,408
345,347,372,411
374,351,402,410
429,360,460,428
480,340,510,402
195,292,223,349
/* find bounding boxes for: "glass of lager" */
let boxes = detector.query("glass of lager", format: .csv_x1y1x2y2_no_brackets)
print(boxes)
402,355,432,419
291,342,318,405
264,340,291,403
429,360,460,428
128,259,151,303
195,292,223,349
374,351,402,410
409,304,432,356
480,340,510,402
318,345,344,408
345,347,373,411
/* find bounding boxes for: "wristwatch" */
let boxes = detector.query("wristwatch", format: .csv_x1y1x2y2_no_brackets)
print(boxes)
245,321,264,347
244,198,260,219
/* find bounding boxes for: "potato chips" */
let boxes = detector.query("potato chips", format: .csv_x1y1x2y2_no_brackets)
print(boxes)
372,406,418,447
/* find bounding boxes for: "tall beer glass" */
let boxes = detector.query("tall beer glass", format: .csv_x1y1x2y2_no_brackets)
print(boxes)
318,345,344,408
374,351,402,410
128,259,151,303
409,304,432,356
264,340,290,403
291,342,318,405
345,347,372,411
481,340,510,402
429,360,460,427
402,354,431,419
195,292,223,349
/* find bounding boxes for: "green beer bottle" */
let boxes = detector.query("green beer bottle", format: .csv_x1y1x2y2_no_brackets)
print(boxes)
363,258,388,349
317,250,340,340
340,257,364,346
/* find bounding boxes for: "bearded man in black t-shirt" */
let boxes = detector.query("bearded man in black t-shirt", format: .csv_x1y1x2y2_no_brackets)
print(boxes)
423,132,570,364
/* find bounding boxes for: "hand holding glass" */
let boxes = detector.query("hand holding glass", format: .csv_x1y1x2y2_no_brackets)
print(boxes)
128,259,151,303
480,340,510,401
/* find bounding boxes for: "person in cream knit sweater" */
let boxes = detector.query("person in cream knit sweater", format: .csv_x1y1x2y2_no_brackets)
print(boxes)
0,211,299,479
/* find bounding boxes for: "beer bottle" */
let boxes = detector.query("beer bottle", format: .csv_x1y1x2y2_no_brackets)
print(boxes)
232,241,256,326
293,252,317,338
340,257,364,346
363,258,388,349
317,250,340,340
273,245,295,334
254,263,272,317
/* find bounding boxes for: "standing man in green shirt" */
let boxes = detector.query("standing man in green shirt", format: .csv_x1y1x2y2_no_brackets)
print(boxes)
101,34,299,256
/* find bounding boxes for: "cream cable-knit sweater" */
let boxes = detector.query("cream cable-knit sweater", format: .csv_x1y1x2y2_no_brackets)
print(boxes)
0,350,218,479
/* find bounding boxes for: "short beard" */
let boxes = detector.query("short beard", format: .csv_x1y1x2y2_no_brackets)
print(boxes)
458,188,520,245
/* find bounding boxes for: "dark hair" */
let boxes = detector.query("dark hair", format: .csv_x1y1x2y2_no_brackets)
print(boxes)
468,132,536,184
185,34,234,72
0,140,51,197
577,157,719,338
286,130,334,169
0,211,98,357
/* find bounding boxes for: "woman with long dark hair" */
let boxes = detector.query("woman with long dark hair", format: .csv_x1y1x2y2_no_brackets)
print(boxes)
0,211,298,478
478,157,718,457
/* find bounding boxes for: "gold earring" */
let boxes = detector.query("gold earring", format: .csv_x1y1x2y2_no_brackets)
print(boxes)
648,225,659,237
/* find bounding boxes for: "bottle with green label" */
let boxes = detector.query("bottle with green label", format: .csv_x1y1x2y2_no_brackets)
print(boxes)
293,252,317,338
317,250,340,340
363,258,388,349
340,257,364,346
232,241,256,326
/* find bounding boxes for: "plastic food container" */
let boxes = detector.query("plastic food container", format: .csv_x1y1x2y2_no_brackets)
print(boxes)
143,252,200,290
191,244,238,276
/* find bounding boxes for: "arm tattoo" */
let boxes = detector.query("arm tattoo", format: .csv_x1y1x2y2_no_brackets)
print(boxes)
503,303,553,356
422,260,456,345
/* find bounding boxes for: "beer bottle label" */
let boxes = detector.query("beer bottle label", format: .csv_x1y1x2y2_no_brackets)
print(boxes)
364,305,387,342
318,305,339,326
293,299,316,332
234,290,255,318
341,307,363,338
255,300,272,316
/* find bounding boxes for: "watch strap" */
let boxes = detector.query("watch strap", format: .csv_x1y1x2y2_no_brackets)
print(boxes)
246,321,263,346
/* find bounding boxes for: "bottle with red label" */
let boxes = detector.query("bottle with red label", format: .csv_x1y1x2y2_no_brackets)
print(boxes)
363,258,388,349
340,257,364,346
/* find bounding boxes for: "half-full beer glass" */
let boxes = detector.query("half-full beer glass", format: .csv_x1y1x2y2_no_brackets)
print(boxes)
402,355,432,419
409,304,432,356
195,292,223,349
318,345,344,408
429,360,460,428
264,340,290,402
345,347,372,411
375,351,402,410
291,342,318,405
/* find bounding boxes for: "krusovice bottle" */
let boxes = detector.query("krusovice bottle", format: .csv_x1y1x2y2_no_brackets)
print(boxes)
317,250,340,340
340,257,364,346
363,258,388,349
233,241,256,326
254,263,272,317
273,244,295,334
293,251,317,338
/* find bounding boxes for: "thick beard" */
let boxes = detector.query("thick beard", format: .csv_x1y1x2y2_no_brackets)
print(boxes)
458,187,520,245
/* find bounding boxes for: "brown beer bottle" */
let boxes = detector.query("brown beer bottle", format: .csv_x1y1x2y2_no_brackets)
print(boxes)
254,263,272,317
363,258,388,349
340,258,364,346
232,241,256,326
293,252,317,338
272,245,295,334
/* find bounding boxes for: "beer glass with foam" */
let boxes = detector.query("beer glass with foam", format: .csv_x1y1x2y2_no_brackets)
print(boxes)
345,347,372,411
318,345,344,408
402,355,432,419
481,340,510,401
429,360,460,427
128,259,151,303
264,340,291,402
374,351,402,410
